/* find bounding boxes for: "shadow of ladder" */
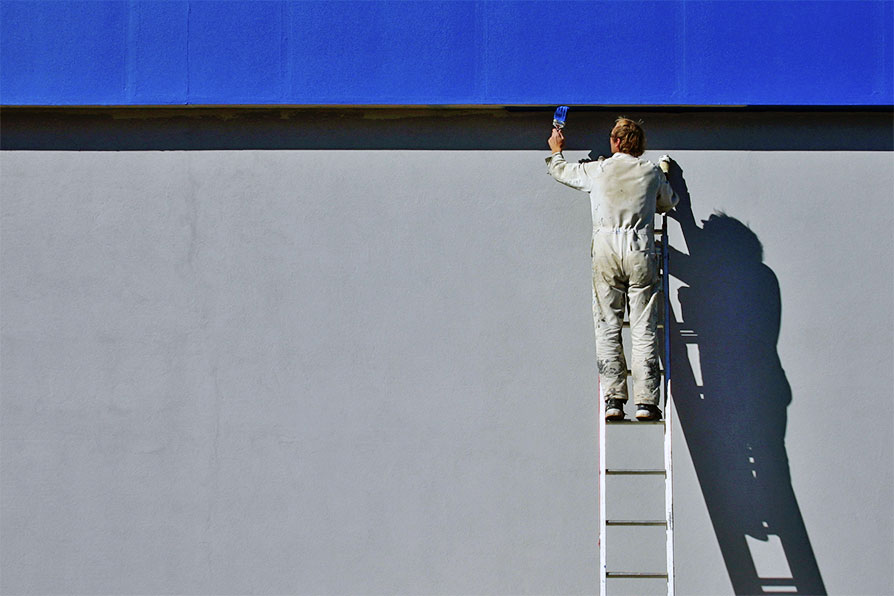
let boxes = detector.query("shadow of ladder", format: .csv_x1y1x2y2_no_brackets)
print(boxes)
597,214,675,596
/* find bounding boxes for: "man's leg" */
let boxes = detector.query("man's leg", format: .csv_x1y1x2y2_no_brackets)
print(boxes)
592,254,628,404
627,250,661,406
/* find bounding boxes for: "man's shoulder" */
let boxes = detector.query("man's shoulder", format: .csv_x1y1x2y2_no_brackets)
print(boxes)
635,156,664,176
609,153,661,172
581,158,608,176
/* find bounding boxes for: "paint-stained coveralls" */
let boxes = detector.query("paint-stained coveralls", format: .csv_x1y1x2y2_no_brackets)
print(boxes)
546,150,677,405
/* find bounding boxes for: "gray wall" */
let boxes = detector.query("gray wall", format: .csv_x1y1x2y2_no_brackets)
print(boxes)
2,110,892,595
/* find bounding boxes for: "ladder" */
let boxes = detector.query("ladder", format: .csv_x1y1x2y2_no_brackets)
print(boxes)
596,214,674,596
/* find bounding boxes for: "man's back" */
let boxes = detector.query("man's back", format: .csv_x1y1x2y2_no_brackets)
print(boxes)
586,152,673,233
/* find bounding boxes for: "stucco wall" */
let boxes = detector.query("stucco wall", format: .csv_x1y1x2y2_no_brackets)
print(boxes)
2,110,892,595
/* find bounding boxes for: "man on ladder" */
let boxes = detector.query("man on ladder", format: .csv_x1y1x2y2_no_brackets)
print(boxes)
546,117,677,421
548,115,679,595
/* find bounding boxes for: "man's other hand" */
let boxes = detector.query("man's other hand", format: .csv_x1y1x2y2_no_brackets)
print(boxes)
548,128,565,153
658,155,673,174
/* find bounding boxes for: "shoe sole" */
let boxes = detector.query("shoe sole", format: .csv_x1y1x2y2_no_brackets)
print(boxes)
635,410,662,421
605,408,625,421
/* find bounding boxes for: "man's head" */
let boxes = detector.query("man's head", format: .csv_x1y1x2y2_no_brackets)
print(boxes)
610,117,646,157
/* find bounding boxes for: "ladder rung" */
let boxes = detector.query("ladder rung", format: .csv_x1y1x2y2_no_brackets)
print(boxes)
606,519,667,526
605,419,665,425
606,572,669,579
605,469,666,475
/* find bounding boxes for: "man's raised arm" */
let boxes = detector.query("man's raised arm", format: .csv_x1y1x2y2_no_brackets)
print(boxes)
545,128,592,192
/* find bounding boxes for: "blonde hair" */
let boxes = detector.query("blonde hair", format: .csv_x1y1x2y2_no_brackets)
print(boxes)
610,117,646,157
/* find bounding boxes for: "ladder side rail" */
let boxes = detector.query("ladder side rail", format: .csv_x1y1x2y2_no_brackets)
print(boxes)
596,278,608,596
661,213,675,596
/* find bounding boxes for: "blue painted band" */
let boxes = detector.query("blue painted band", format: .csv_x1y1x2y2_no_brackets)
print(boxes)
2,1,892,106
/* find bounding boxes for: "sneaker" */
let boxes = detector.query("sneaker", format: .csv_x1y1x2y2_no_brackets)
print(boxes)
605,398,626,421
636,404,662,421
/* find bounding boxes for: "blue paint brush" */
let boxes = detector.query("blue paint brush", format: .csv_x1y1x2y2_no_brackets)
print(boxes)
552,105,569,130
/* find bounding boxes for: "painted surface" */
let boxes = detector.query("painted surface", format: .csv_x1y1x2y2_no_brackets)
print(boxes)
1,112,892,595
2,0,893,106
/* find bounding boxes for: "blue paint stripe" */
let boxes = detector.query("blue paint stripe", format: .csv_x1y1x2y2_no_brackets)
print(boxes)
1,0,891,106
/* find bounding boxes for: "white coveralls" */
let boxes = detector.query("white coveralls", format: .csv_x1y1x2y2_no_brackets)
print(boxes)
546,151,677,405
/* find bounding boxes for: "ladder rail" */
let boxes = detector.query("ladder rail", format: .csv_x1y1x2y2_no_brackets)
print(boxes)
598,357,607,596
662,213,675,596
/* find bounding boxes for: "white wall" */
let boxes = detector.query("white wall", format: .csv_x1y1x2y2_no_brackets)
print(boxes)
2,112,892,595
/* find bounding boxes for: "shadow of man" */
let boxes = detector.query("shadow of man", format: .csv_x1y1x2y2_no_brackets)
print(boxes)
663,161,826,595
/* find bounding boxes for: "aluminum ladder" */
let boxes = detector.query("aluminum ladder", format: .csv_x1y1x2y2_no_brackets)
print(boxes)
596,214,674,596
